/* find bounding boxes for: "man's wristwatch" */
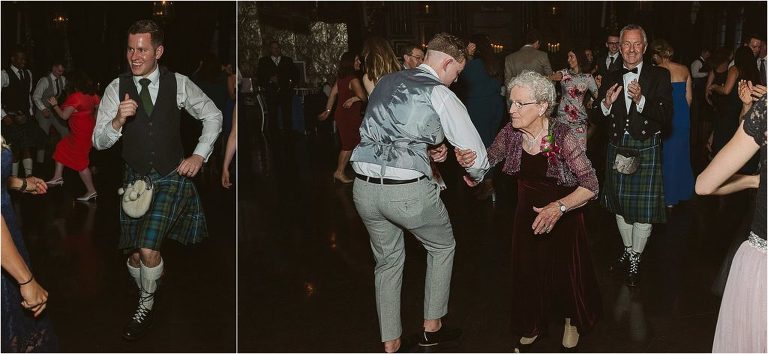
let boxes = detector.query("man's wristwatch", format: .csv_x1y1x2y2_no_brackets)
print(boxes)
556,200,567,214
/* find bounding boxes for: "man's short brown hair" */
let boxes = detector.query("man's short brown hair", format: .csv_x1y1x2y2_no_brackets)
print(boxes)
128,19,164,48
427,33,466,63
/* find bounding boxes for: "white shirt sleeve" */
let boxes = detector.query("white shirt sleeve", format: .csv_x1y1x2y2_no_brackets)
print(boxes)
431,85,489,182
176,74,223,161
1,70,9,88
690,60,707,79
32,77,49,111
92,78,123,150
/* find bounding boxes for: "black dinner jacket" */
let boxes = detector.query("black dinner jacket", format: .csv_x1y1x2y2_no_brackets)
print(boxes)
592,62,673,145
256,55,298,90
597,53,624,78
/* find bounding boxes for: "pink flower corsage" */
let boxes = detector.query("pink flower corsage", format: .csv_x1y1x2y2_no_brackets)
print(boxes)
540,134,560,161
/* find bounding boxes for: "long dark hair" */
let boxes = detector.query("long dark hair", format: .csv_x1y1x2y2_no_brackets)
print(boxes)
337,51,358,79
65,70,96,96
469,33,502,81
734,46,759,84
567,48,591,74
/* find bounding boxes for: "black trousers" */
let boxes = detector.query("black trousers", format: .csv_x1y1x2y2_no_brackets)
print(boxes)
265,89,293,130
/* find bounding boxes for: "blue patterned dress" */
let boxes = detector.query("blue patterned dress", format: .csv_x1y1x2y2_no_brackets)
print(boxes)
1,146,58,352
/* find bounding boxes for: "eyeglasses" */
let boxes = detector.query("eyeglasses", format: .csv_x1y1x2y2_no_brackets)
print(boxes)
509,100,538,110
606,41,620,46
621,42,644,49
407,53,424,61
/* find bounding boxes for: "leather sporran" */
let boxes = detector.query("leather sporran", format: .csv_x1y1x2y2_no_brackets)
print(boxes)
118,176,154,218
613,147,640,175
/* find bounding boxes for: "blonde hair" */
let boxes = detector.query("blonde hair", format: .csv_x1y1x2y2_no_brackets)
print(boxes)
650,39,674,59
362,36,401,84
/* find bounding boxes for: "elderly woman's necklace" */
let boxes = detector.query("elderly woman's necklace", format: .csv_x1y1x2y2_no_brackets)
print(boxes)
523,121,548,151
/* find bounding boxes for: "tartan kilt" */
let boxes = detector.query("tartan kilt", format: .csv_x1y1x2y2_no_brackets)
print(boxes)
600,133,666,224
119,165,208,251
3,117,47,150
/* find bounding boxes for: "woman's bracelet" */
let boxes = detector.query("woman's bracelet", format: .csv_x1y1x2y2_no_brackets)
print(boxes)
19,274,34,286
18,178,27,192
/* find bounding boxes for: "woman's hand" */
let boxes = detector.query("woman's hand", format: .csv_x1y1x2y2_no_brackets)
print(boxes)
342,97,358,108
22,177,48,194
47,97,58,107
532,202,563,235
222,169,232,189
428,144,447,162
318,110,330,121
738,80,754,106
454,148,477,168
20,279,48,317
462,175,479,188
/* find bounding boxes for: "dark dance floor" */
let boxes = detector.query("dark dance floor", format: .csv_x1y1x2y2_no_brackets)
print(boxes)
239,104,746,352
13,140,236,352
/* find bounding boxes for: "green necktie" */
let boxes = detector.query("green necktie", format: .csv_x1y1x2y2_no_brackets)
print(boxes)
139,78,153,116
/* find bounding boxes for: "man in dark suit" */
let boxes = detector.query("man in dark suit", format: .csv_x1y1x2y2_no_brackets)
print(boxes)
593,24,673,287
504,29,552,84
596,32,623,80
257,40,298,131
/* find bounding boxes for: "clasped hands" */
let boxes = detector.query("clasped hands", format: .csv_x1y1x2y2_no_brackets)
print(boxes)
455,147,562,234
603,80,643,107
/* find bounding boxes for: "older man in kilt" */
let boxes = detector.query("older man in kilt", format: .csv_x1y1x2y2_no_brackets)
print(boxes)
593,24,673,287
92,20,222,340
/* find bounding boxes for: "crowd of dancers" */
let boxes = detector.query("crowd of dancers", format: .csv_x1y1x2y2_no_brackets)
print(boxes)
291,25,767,353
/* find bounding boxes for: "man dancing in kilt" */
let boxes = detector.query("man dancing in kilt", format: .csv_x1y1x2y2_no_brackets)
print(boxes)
92,19,222,340
593,24,673,287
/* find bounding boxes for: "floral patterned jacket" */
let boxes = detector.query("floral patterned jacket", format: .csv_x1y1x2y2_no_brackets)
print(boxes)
487,120,599,197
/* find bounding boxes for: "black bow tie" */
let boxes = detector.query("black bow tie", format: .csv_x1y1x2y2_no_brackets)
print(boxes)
622,67,638,75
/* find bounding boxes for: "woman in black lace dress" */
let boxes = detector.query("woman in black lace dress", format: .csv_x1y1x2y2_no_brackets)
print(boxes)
696,83,766,352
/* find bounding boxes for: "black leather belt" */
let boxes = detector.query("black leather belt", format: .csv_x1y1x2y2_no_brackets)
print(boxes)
355,173,427,185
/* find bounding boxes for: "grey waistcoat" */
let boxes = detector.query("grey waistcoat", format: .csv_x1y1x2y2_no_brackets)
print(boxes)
350,68,445,179
36,75,65,112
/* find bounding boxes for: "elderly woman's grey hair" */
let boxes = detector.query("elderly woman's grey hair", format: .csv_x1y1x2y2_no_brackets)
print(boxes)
620,24,648,46
507,70,556,117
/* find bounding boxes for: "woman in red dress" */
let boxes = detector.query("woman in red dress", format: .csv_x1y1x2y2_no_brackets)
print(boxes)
318,52,367,183
44,71,100,201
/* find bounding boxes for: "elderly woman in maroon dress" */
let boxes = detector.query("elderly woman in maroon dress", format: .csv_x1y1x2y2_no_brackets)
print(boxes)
457,70,601,351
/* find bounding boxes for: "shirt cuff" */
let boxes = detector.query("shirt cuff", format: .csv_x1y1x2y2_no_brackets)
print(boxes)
193,145,213,162
601,101,612,116
636,96,646,113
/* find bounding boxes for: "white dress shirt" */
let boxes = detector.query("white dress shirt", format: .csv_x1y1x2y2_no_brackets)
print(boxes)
32,73,67,110
353,64,489,181
1,65,34,115
93,65,222,161
271,56,281,66
601,61,646,115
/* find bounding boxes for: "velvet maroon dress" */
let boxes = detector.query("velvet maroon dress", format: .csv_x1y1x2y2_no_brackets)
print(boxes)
53,92,100,171
334,75,363,151
510,150,601,337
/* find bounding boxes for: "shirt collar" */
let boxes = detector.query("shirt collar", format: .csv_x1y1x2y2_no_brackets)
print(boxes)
418,63,439,80
50,73,60,81
609,53,619,59
133,65,160,86
10,65,21,75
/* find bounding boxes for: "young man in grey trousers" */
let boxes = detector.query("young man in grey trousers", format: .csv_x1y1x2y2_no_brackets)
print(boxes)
350,32,489,353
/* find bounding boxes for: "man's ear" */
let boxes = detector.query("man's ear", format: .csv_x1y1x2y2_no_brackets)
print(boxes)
442,57,453,72
155,45,165,60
